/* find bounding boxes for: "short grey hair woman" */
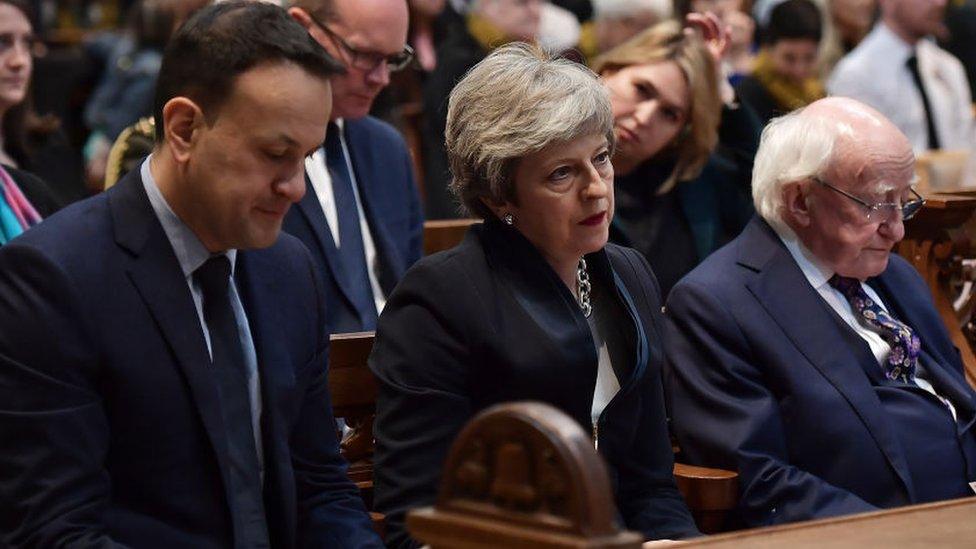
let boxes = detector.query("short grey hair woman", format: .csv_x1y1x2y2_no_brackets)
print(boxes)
370,43,701,548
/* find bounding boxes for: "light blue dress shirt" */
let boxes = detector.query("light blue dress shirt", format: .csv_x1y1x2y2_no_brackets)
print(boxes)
140,157,265,469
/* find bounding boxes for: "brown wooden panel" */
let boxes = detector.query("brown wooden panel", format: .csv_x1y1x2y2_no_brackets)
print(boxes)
680,497,976,548
423,219,480,256
897,192,976,388
406,402,644,548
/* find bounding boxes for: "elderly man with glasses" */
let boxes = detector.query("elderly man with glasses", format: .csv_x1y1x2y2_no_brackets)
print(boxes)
664,97,976,528
285,0,424,334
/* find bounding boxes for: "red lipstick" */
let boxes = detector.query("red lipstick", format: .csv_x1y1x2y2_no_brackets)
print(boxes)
579,211,606,226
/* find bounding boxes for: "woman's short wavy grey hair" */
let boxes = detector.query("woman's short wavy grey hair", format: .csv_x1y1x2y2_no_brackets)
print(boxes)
445,42,615,218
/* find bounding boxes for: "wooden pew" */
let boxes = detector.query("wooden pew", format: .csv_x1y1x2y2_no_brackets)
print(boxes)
327,331,740,536
897,192,976,388
407,401,645,548
679,497,976,548
423,219,480,255
327,331,383,534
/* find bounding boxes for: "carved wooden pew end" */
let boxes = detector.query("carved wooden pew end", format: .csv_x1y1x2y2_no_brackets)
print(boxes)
407,401,644,548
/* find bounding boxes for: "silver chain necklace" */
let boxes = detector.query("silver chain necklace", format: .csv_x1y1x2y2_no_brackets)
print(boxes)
576,257,592,318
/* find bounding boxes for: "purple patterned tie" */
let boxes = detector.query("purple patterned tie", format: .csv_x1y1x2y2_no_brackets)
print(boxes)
829,275,920,383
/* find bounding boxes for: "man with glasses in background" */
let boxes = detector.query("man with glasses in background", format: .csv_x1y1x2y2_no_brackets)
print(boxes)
664,97,976,527
285,0,423,334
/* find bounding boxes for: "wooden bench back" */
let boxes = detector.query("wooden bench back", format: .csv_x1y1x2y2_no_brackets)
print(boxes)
328,332,378,493
423,219,480,256
327,331,740,536
407,401,645,548
898,192,976,388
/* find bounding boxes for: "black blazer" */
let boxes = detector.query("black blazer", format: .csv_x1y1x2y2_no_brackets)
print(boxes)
370,218,699,548
0,170,382,548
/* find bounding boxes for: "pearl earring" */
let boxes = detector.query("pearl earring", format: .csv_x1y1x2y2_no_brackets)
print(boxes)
502,213,515,225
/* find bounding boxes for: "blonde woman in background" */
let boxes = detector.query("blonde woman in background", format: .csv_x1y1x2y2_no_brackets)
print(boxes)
596,15,763,296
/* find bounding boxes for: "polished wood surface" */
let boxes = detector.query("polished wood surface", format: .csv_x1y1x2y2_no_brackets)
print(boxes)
406,402,644,548
673,463,739,534
423,219,480,255
897,192,976,388
328,332,379,513
680,497,976,548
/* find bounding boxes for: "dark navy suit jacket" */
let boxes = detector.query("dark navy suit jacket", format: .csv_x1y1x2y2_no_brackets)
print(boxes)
664,216,976,526
0,169,382,548
283,116,423,334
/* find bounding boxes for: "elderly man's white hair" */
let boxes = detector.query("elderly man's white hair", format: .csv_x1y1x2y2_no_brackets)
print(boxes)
752,97,903,230
593,0,671,20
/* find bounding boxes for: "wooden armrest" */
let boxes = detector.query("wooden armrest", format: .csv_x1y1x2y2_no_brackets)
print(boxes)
673,463,739,512
369,511,385,538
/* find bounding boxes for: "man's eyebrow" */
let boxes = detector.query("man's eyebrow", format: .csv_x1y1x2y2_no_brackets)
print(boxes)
272,134,301,147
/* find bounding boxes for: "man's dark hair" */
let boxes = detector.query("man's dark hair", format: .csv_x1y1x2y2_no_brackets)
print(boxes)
152,1,343,142
764,0,823,45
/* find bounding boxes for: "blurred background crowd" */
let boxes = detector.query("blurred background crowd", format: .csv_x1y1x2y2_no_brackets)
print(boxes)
5,0,976,217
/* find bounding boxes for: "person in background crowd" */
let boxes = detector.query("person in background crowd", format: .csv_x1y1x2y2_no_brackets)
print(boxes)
828,0,973,154
666,97,976,527
817,0,875,76
421,0,542,219
676,0,756,83
940,0,976,98
409,0,446,71
83,0,208,191
723,3,755,83
829,0,875,50
0,0,62,234
285,0,424,334
596,15,762,297
736,0,825,124
578,0,672,60
0,3,383,546
372,42,701,549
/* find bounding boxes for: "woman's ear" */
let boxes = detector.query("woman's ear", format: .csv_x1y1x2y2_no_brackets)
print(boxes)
479,195,511,220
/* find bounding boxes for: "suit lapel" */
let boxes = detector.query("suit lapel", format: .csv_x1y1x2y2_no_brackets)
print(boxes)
109,171,236,506
739,219,917,500
343,119,404,294
296,172,359,311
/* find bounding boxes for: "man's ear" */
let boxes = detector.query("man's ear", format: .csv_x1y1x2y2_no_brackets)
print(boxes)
287,7,313,29
162,97,203,164
782,180,812,228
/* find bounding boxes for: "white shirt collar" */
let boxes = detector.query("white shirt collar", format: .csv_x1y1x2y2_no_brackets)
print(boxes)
869,22,915,64
771,222,836,290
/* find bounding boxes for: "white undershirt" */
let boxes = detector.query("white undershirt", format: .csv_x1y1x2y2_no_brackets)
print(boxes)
775,226,956,419
304,119,386,314
588,291,621,426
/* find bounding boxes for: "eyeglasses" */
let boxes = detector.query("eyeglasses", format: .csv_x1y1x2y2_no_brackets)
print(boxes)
813,177,926,223
307,13,414,73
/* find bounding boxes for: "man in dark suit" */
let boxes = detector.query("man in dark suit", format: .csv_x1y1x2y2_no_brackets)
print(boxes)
285,0,423,334
0,3,382,547
665,97,976,527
